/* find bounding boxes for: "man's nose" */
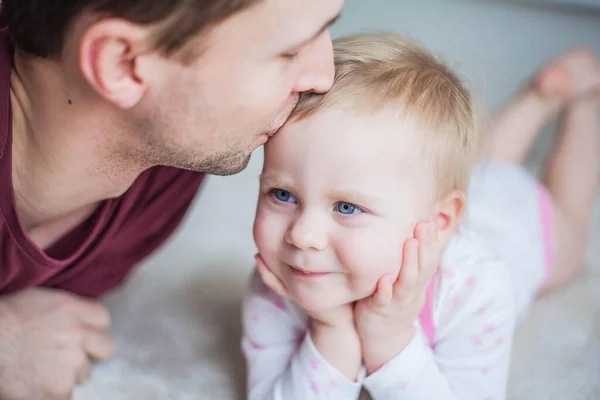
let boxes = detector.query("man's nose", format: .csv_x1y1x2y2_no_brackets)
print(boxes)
292,31,335,94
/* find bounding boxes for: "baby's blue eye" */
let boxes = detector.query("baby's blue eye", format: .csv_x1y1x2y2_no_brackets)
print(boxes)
336,202,361,215
273,189,296,203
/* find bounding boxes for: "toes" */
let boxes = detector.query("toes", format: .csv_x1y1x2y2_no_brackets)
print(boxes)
535,63,572,98
564,46,596,62
534,46,600,101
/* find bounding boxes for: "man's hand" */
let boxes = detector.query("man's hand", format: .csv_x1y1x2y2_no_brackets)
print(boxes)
0,288,115,400
354,221,442,374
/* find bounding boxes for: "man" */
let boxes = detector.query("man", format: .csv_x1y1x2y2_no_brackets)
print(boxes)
0,0,343,398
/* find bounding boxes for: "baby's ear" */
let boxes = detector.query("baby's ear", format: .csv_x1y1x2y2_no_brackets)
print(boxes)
432,190,466,246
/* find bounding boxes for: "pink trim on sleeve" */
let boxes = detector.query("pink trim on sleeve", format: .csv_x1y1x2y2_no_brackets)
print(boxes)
419,273,438,348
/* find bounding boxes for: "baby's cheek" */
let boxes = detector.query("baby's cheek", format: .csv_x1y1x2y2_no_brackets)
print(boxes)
347,275,379,301
254,207,280,251
345,242,401,300
339,234,404,299
347,262,399,300
253,210,285,272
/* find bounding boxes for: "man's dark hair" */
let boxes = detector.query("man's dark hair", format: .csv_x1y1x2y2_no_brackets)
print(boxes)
0,0,260,58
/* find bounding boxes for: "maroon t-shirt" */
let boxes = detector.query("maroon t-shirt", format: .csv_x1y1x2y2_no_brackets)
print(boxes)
0,30,205,298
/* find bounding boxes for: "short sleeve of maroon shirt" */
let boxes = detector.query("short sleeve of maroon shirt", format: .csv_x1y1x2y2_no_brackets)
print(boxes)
0,30,205,298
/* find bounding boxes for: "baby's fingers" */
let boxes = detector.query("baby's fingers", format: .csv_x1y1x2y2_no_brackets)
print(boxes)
394,238,420,295
255,254,288,298
371,275,394,307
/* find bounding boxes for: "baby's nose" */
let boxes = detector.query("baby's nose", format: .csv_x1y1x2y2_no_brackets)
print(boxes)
285,212,328,251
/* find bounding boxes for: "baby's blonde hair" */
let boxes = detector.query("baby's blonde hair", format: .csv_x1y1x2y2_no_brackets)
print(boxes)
292,33,480,198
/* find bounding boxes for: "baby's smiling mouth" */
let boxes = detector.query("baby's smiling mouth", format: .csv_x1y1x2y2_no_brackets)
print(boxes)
288,265,332,279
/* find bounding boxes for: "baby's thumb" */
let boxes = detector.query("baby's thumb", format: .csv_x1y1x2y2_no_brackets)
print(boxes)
372,275,393,307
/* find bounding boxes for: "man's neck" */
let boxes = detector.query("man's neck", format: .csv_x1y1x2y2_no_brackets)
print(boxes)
10,52,149,230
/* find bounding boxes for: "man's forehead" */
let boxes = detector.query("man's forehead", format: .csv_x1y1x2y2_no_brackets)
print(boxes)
214,0,343,46
262,0,343,22
270,0,343,29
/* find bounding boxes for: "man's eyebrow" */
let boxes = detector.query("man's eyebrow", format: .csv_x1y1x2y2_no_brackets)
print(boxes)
296,12,342,48
315,13,342,40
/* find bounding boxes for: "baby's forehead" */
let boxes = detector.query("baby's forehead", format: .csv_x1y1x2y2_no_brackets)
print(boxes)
265,106,433,180
282,106,429,153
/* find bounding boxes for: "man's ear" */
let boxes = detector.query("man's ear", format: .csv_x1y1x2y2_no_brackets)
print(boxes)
79,19,151,109
432,190,466,246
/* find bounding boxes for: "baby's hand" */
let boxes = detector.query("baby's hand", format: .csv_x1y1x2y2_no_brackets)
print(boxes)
255,254,362,381
354,220,442,374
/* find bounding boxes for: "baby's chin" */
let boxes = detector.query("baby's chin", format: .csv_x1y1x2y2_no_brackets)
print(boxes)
292,291,364,315
298,301,347,316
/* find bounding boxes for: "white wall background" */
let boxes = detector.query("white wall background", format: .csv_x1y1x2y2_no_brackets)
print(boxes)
333,0,600,112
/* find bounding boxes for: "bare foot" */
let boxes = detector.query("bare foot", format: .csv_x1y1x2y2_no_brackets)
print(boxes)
534,47,600,101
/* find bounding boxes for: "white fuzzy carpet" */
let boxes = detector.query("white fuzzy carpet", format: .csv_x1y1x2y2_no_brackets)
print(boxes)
73,146,600,400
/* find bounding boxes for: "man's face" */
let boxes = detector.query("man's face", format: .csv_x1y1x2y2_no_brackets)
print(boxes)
137,0,343,175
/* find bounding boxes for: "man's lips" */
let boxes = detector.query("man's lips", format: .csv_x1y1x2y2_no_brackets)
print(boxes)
263,94,299,138
265,128,278,138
